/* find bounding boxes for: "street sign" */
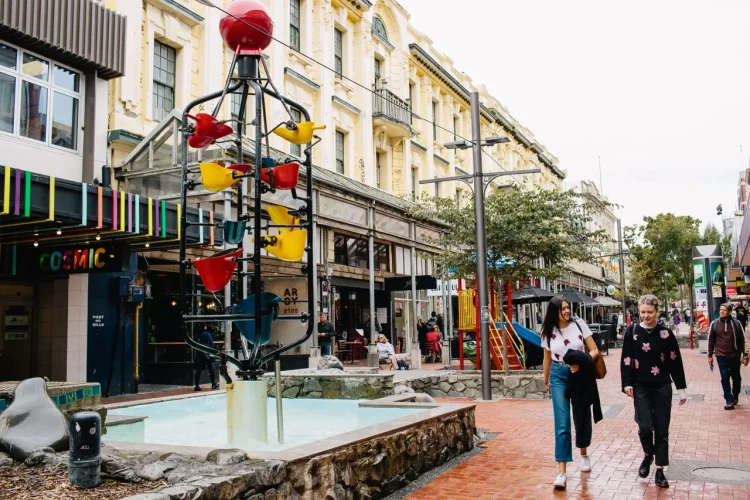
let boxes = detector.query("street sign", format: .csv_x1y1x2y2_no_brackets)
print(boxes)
480,306,490,324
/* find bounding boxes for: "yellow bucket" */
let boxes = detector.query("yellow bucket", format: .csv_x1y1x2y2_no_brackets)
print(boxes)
200,162,236,192
265,206,300,234
260,230,307,261
273,121,326,145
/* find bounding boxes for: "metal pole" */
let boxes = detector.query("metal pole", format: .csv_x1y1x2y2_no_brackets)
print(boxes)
664,273,668,316
470,92,492,400
275,359,284,444
617,219,627,327
368,202,376,344
410,221,418,347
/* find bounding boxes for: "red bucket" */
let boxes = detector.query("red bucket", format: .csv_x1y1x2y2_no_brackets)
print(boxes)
261,162,300,190
193,248,243,293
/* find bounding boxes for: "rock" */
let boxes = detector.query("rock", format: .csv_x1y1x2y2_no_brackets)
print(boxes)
526,393,544,400
447,373,458,383
156,484,200,498
282,386,300,398
0,451,12,466
23,447,62,467
303,391,323,398
326,483,347,500
438,382,452,393
101,453,141,483
463,379,478,389
206,448,248,465
158,452,184,463
138,460,177,481
0,378,70,462
431,389,448,398
512,388,526,399
505,376,520,389
395,384,415,395
463,388,480,399
453,382,466,392
413,394,435,403
302,377,322,393
317,356,344,371
448,391,464,398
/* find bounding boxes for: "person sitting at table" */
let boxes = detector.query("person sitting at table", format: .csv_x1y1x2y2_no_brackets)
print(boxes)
377,334,410,369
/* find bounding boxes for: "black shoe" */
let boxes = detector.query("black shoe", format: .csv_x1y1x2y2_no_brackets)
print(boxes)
211,384,219,390
194,385,202,391
725,403,735,410
733,397,739,406
638,455,653,478
655,468,669,488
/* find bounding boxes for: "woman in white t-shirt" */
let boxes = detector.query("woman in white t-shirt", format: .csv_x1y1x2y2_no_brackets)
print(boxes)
542,296,600,490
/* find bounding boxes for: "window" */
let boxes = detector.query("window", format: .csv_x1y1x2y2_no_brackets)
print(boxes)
290,0,301,51
230,89,241,122
453,116,458,139
334,29,343,78
376,152,382,189
333,233,390,271
374,58,381,87
411,169,416,199
289,108,301,157
432,101,437,140
0,41,81,150
153,40,176,121
335,130,345,174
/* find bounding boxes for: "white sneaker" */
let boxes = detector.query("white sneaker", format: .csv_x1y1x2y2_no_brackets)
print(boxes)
580,455,591,472
553,472,567,490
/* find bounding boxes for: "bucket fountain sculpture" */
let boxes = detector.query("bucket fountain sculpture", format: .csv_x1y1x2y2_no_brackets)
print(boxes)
178,0,322,446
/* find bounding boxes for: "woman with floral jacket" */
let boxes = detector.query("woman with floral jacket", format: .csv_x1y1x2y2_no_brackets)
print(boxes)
621,294,687,489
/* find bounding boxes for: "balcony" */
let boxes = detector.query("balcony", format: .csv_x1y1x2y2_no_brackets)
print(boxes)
372,88,413,139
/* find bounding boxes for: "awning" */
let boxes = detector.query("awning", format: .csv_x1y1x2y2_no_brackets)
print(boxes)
511,286,556,304
0,166,222,276
561,288,598,305
595,296,621,307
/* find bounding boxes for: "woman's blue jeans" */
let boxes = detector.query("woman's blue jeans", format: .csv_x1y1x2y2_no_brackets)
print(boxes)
550,362,592,462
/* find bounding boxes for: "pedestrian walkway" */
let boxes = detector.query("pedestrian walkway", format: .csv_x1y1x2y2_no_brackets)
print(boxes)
407,346,750,499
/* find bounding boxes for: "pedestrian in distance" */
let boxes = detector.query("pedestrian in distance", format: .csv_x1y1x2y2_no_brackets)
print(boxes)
317,313,336,356
193,325,218,391
708,303,748,410
621,294,687,489
542,296,602,490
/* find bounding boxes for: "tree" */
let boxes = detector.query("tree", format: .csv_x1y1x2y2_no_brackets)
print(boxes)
629,214,702,332
408,186,608,286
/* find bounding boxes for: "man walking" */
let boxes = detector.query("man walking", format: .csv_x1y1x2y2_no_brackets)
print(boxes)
735,303,748,329
708,303,748,410
317,313,336,356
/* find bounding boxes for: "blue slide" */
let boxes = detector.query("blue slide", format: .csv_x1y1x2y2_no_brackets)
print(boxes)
496,321,545,368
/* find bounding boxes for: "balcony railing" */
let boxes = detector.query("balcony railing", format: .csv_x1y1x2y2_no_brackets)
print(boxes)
373,88,411,127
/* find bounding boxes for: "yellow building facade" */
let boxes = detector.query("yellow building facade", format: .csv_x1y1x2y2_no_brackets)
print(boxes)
106,0,565,194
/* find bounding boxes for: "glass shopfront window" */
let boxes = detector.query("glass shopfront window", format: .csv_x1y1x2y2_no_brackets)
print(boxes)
333,233,390,271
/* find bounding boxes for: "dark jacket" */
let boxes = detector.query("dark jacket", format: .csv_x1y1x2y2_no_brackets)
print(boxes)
194,331,215,365
708,317,746,358
317,321,335,345
562,349,603,424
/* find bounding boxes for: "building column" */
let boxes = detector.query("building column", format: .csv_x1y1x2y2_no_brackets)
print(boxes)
66,275,89,382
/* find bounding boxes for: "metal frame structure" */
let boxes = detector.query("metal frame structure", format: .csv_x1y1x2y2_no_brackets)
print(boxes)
178,51,316,383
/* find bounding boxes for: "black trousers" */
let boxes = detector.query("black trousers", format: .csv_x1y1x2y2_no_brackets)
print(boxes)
194,357,216,387
633,384,672,466
716,356,742,404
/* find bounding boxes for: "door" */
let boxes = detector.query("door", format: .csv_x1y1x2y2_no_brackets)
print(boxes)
0,303,34,381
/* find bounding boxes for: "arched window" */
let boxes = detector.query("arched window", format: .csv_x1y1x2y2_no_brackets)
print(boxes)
372,16,388,42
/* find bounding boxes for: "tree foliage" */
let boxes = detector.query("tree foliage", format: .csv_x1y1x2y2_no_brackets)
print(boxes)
407,186,608,282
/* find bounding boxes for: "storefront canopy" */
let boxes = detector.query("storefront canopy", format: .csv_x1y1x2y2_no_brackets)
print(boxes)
595,296,621,307
0,166,223,276
560,288,598,306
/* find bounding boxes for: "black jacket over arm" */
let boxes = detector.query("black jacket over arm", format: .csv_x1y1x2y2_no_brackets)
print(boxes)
563,349,603,424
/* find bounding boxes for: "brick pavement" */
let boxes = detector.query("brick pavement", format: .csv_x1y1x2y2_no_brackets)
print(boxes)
407,346,750,500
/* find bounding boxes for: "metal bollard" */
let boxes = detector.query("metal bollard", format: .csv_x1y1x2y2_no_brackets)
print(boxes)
68,411,102,488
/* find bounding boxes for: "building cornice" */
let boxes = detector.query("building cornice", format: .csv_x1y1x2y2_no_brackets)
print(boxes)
151,0,204,26
284,68,320,91
332,96,361,115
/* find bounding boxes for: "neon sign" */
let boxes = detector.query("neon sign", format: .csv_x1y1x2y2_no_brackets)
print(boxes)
33,245,128,274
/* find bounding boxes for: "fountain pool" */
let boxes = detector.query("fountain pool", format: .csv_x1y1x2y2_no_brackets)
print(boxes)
105,394,425,452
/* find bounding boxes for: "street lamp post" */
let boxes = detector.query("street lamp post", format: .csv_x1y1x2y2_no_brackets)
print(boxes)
421,92,540,400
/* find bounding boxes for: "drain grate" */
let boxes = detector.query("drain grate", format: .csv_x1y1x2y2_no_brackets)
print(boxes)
693,467,750,482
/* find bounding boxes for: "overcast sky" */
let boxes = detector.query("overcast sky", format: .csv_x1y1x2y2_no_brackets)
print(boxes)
398,0,750,231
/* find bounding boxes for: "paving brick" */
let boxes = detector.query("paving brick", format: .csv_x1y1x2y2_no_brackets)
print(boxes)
407,346,750,499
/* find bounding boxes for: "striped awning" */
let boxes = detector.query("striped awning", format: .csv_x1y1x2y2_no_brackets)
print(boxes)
0,166,222,274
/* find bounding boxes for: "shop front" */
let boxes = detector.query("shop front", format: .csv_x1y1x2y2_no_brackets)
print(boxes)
0,166,222,395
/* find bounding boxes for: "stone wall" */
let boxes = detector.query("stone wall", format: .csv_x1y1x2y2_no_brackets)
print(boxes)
400,371,549,400
264,373,394,400
283,406,476,499
122,405,476,500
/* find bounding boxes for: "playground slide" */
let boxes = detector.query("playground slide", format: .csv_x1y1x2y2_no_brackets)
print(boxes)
497,322,544,368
